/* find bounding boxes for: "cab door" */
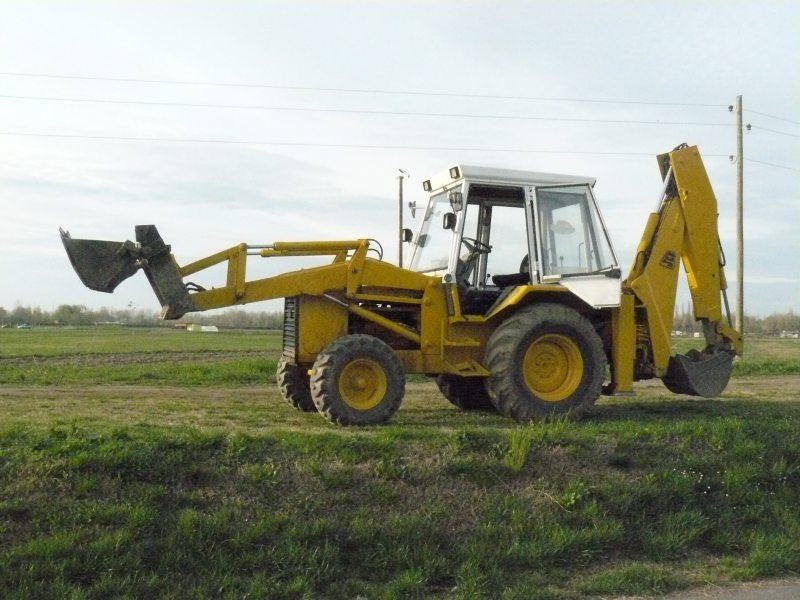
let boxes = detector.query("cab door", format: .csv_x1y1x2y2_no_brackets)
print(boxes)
533,183,621,308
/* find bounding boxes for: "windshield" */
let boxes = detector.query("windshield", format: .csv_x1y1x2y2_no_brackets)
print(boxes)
536,185,616,276
409,188,459,273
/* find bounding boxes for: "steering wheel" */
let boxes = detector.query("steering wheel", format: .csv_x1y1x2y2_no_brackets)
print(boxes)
461,237,491,255
456,237,492,286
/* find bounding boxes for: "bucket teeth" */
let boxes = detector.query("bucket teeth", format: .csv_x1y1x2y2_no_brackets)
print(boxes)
662,348,734,397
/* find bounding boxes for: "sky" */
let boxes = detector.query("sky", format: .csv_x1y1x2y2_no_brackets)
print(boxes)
1,0,798,317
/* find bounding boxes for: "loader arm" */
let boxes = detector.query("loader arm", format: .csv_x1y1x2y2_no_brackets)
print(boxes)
623,144,742,396
61,226,432,345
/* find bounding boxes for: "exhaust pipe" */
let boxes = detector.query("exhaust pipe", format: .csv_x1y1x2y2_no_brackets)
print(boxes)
60,225,196,319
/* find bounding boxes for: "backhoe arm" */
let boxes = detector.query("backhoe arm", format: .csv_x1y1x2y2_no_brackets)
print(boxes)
623,145,742,396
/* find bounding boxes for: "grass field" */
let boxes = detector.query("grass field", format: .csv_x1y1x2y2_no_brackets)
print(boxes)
1,327,800,598
2,327,798,386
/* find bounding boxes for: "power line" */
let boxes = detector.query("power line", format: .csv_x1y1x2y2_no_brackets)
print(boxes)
0,70,727,108
745,158,800,173
749,124,800,139
745,108,800,126
0,130,734,157
0,93,733,128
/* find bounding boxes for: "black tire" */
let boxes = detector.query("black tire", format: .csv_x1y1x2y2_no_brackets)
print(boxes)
310,334,405,426
436,375,496,412
485,303,605,422
276,357,316,412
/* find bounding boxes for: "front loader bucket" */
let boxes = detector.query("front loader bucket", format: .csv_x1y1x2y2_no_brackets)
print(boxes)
662,347,734,397
60,229,140,293
60,225,195,319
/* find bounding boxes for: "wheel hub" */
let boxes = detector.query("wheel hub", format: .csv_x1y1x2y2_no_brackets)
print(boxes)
338,358,387,410
522,334,583,402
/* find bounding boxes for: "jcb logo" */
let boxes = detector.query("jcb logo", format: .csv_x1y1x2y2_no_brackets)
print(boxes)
660,251,677,269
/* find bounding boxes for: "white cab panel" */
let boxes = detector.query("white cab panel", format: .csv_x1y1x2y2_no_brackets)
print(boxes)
559,275,621,308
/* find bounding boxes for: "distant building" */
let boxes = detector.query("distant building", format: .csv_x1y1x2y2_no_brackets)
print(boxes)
186,324,219,333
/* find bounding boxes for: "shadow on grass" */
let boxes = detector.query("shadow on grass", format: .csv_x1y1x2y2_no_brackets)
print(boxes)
588,396,798,423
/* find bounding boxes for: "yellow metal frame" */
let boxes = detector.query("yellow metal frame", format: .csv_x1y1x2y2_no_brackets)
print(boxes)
159,145,740,387
173,239,446,372
624,145,742,376
610,292,635,393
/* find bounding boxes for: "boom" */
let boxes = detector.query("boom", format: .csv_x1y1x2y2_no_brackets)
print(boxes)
622,144,741,395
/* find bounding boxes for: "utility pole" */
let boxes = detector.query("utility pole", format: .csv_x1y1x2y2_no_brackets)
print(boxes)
734,95,744,333
397,169,409,268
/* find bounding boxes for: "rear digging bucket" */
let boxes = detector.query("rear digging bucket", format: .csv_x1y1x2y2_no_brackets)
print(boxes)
663,348,734,397
60,229,140,293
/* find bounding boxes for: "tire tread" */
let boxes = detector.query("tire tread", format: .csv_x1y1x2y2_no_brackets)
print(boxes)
485,303,605,422
310,334,405,426
276,357,316,412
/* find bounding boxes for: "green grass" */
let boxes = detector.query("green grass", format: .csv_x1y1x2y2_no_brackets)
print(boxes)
673,336,800,375
0,327,283,385
2,384,800,598
1,328,797,386
0,326,281,357
576,563,685,596
0,357,279,385
732,359,800,376
1,326,799,596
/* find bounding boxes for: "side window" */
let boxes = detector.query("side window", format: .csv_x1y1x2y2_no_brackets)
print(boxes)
461,201,481,243
485,205,530,281
536,186,615,276
409,190,455,274
544,201,584,273
454,202,482,286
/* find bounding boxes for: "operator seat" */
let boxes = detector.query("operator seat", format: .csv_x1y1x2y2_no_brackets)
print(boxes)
491,255,531,287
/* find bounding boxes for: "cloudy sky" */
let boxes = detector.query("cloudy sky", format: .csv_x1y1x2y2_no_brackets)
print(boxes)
1,1,798,316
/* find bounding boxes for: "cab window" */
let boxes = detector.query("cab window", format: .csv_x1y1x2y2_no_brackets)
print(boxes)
463,185,529,288
536,185,615,276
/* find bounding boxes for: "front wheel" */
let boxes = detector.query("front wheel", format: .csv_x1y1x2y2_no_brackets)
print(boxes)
310,334,405,426
485,304,605,422
276,357,316,412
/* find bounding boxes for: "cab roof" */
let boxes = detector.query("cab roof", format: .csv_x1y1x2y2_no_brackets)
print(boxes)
425,164,596,193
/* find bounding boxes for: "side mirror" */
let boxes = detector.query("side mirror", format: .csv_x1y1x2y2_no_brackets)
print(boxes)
402,228,413,243
442,212,457,230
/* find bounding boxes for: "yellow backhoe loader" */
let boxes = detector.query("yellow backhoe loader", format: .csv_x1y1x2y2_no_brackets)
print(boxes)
61,144,742,425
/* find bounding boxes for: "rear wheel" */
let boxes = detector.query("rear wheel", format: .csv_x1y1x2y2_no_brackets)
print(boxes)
310,334,405,425
276,357,315,412
485,303,605,422
436,375,495,411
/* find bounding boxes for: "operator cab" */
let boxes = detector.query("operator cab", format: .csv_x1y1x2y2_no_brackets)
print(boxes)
407,165,621,314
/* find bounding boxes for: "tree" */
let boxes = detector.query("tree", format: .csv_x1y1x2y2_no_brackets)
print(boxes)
53,304,92,326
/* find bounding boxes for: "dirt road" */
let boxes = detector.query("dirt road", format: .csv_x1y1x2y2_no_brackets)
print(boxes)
665,577,800,599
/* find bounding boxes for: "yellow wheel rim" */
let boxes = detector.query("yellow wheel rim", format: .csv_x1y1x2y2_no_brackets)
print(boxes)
338,358,387,410
522,334,584,402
